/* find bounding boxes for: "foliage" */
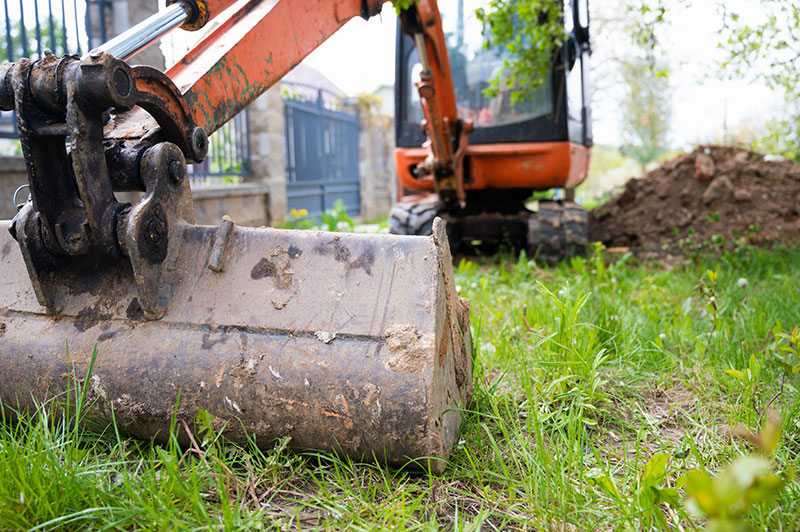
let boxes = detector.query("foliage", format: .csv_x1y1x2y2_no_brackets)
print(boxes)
281,208,314,230
774,325,800,383
613,0,673,169
2,243,800,529
391,0,419,15
319,199,355,232
618,54,672,170
475,0,567,104
280,199,354,232
0,18,69,60
352,93,383,116
719,2,799,100
684,413,793,531
718,1,800,162
203,121,249,179
747,116,800,164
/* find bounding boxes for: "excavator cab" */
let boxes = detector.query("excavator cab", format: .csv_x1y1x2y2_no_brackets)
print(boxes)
392,0,593,260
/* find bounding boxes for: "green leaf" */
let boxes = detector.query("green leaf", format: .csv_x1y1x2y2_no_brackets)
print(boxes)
586,469,623,502
749,354,761,380
651,486,680,508
716,455,771,504
643,453,671,486
724,369,746,381
758,413,782,455
746,473,788,505
685,469,717,517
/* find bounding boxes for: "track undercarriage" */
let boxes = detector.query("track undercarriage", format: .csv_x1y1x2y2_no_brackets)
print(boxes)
389,194,589,262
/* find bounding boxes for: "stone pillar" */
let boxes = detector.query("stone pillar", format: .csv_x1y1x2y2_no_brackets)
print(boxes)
88,0,165,69
248,85,287,223
358,112,397,220
0,156,27,220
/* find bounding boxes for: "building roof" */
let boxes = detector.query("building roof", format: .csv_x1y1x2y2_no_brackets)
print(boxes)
283,63,346,96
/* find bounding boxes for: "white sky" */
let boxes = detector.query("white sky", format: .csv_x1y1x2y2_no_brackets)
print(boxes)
299,0,785,149
4,0,786,148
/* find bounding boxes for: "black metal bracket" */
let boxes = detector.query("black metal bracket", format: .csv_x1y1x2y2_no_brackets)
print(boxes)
0,51,207,318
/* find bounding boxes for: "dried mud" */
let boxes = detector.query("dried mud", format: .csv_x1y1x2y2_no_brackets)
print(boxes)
590,146,800,250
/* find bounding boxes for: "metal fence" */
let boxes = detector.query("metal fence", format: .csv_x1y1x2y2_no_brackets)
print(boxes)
1,0,250,185
284,82,361,217
1,0,110,138
189,109,251,185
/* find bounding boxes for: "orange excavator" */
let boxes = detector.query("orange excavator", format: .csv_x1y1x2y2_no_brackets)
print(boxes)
391,0,592,260
0,0,588,470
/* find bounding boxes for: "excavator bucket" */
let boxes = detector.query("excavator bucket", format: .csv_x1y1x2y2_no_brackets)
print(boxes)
0,217,472,471
0,18,474,471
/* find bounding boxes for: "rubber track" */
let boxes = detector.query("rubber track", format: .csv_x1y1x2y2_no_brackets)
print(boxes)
389,201,443,236
527,201,588,263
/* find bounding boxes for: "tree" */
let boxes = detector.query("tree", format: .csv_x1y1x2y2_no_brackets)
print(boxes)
475,0,566,104
605,0,800,161
1,17,68,62
719,1,800,161
619,55,671,171
472,0,674,170
617,0,672,171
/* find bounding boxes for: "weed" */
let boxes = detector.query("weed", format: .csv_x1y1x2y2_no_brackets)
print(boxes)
319,199,354,232
280,200,354,232
2,245,800,530
685,413,794,531
281,208,314,230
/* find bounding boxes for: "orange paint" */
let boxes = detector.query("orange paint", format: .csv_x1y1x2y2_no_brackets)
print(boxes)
165,0,386,135
396,142,591,195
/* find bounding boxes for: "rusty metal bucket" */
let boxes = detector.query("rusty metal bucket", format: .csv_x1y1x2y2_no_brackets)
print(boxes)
0,218,472,471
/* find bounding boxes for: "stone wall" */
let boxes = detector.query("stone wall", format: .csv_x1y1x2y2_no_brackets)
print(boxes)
0,156,27,220
247,86,287,222
102,0,165,69
192,183,270,227
358,114,397,220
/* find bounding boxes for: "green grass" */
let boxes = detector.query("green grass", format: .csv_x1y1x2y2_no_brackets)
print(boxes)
2,244,799,530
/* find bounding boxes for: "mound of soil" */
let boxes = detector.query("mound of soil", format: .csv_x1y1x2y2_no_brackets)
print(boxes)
589,146,800,249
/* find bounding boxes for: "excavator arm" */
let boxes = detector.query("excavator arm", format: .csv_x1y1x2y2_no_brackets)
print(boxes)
0,0,473,472
396,1,469,204
107,0,386,140
101,0,468,199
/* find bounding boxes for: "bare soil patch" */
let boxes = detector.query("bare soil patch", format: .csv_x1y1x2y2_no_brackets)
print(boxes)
590,146,800,249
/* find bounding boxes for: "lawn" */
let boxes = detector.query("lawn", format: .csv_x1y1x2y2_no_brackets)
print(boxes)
1,243,799,530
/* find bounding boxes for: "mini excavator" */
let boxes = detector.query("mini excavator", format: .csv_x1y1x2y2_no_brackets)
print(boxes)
0,0,589,470
391,0,592,260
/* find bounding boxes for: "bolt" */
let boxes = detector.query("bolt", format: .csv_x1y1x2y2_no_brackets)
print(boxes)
192,127,208,160
89,48,103,59
168,160,185,184
112,67,131,98
146,217,167,244
61,231,85,254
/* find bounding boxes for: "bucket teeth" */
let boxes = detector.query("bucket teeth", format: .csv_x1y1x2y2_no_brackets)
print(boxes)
0,220,472,471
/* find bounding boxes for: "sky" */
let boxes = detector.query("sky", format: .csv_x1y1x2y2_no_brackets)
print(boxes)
3,0,785,149
298,0,784,150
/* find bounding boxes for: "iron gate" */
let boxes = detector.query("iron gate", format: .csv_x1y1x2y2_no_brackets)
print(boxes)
1,0,111,138
284,83,360,217
1,0,251,184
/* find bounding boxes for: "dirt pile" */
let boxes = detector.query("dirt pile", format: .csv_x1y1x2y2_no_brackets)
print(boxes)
589,146,800,250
